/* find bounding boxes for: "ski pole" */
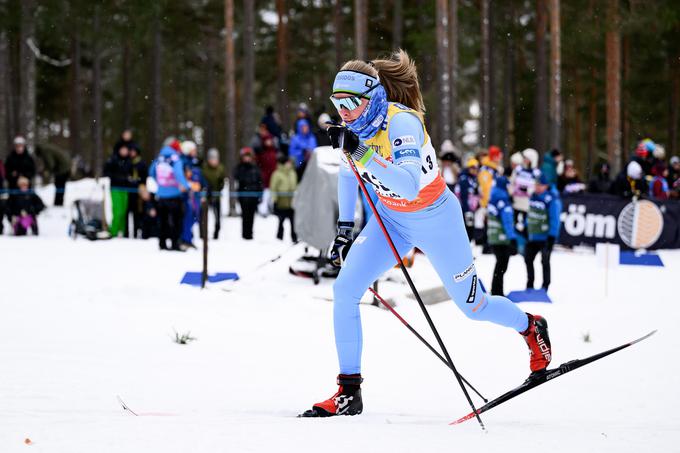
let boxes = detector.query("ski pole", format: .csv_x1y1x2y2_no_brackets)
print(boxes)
368,287,488,403
341,142,485,430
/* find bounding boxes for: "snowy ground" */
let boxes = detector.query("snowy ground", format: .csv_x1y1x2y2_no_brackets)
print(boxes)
1,180,679,452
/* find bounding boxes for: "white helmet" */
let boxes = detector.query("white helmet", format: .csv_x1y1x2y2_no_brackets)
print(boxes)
627,161,643,179
522,148,539,169
181,140,197,156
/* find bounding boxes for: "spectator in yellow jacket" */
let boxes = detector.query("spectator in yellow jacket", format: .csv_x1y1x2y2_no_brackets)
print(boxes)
478,145,504,207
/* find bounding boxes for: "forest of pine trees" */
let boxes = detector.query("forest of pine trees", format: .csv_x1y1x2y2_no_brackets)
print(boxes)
0,0,678,178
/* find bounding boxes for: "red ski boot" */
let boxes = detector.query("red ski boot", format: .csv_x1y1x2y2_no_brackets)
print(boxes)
299,374,363,417
520,314,552,375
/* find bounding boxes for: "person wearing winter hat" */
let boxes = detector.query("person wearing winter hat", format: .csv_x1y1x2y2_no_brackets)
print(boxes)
270,154,298,242
610,160,647,198
669,156,680,188
234,147,263,240
5,135,36,191
103,144,133,237
540,148,562,187
454,157,480,241
178,140,206,250
289,118,318,180
486,176,517,296
649,162,670,200
149,143,192,251
202,148,226,239
314,113,333,147
477,145,503,208
524,172,561,291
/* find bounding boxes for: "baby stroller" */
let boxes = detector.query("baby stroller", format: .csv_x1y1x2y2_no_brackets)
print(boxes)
69,199,111,240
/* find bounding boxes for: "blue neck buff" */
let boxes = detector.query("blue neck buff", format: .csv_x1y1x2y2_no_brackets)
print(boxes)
332,70,389,141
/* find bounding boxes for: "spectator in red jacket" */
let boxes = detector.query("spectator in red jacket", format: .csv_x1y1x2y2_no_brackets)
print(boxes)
649,162,670,200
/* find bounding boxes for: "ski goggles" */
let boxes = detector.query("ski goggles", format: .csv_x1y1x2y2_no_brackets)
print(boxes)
329,82,381,112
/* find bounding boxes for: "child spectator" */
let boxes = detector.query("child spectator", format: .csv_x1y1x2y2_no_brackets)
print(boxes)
524,173,561,291
649,162,670,200
270,154,298,242
202,148,226,240
149,144,191,251
486,176,517,296
8,176,44,236
103,145,132,237
234,148,263,240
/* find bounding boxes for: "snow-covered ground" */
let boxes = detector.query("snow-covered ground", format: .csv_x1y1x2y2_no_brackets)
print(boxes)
1,180,678,452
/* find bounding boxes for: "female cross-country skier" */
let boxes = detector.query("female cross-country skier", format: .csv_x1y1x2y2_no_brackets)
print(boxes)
300,50,552,417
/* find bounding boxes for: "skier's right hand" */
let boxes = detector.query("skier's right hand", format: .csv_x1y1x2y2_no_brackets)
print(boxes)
330,221,355,268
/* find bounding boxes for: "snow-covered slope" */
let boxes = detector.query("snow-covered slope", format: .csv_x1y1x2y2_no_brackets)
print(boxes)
1,180,677,452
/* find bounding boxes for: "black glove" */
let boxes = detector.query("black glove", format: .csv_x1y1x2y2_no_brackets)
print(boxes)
330,221,355,268
327,126,363,158
509,239,518,256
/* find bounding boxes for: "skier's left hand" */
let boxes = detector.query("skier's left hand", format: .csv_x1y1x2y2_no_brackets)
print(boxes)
327,126,362,157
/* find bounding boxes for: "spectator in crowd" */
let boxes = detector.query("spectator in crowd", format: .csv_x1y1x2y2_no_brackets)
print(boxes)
454,157,480,241
138,185,159,239
34,143,71,207
288,117,318,180
5,136,36,190
540,148,562,187
114,129,141,155
315,113,332,147
610,160,647,198
509,151,524,173
668,156,680,185
510,148,540,247
557,159,586,194
439,139,460,191
587,161,612,193
103,145,132,237
127,146,148,238
8,176,44,236
477,145,503,208
487,176,517,296
270,154,298,242
631,138,655,176
202,148,225,239
0,159,6,234
524,173,561,291
649,162,670,200
234,147,263,240
260,106,282,141
149,143,191,251
180,140,205,249
251,123,278,188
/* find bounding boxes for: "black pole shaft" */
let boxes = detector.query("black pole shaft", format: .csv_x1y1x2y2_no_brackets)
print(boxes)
368,287,488,403
201,196,209,289
343,149,485,430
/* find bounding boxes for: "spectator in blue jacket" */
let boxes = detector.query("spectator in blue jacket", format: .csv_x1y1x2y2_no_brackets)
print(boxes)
149,143,191,251
524,173,562,291
540,148,562,188
288,118,317,180
453,157,480,241
179,140,207,249
487,176,517,296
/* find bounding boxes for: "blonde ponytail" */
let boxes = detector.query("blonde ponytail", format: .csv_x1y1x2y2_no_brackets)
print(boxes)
339,49,425,115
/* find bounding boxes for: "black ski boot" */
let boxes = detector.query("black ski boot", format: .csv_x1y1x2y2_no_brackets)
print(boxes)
299,374,363,417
